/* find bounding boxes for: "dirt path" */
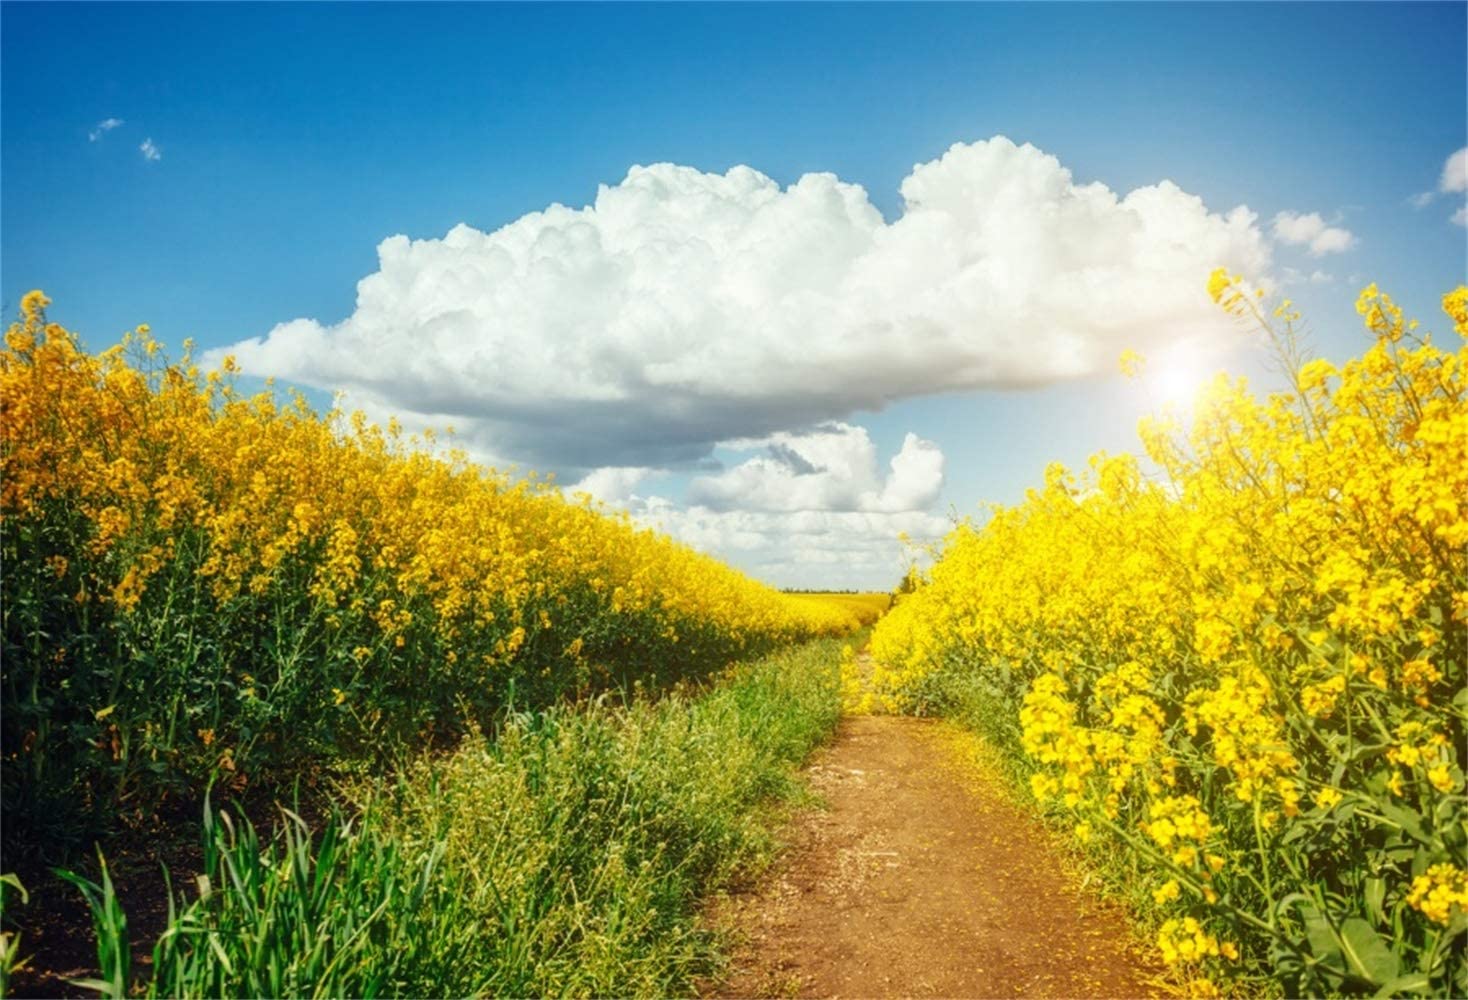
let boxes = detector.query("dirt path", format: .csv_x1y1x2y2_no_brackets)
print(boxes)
707,714,1158,999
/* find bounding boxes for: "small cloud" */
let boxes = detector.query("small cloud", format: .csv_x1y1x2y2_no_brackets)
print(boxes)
1281,267,1336,287
1441,147,1468,193
139,138,162,162
1453,204,1467,228
1409,149,1468,220
1271,210,1356,257
88,117,124,142
1306,228,1355,255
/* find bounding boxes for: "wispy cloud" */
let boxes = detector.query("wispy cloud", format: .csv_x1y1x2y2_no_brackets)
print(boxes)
88,117,124,142
139,138,162,162
1281,266,1335,286
1271,211,1356,257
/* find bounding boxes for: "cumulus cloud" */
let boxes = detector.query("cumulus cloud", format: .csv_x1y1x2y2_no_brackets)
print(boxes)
687,423,943,514
1271,211,1356,257
568,466,655,504
89,118,124,142
565,425,945,589
214,136,1273,474
1442,148,1468,193
1453,204,1467,228
139,138,162,162
634,501,950,591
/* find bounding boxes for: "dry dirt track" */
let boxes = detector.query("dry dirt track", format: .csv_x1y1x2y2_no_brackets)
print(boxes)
707,715,1159,999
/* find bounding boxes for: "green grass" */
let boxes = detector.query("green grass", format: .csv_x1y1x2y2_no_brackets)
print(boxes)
55,636,850,998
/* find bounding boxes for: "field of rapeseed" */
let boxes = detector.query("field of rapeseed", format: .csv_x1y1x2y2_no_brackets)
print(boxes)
0,292,859,859
786,591,892,627
869,279,1467,996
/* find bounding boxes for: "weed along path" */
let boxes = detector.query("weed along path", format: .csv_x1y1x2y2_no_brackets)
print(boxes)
707,713,1157,999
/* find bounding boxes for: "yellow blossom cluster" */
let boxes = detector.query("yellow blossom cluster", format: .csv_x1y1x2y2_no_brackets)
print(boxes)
1157,917,1236,966
1145,795,1213,865
1405,864,1468,925
869,279,1467,993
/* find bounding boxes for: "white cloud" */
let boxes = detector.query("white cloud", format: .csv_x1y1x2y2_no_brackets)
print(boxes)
1271,211,1356,257
567,466,655,504
1441,147,1468,193
1281,267,1335,286
564,425,945,589
89,118,124,142
214,136,1273,474
139,138,162,162
1407,150,1468,221
873,433,946,513
687,423,943,514
634,501,950,591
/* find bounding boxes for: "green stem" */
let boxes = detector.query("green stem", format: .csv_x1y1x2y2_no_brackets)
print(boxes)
1252,796,1277,932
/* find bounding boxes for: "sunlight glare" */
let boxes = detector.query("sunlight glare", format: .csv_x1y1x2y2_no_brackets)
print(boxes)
1146,345,1210,408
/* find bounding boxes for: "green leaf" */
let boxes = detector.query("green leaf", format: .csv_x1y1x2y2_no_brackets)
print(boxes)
1302,903,1345,974
1364,877,1386,925
1339,917,1400,986
1377,801,1434,847
66,977,115,995
1372,973,1431,997
1385,844,1417,863
0,873,27,908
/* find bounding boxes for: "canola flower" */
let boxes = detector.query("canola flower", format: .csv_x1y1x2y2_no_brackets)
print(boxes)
869,279,1468,995
0,293,861,850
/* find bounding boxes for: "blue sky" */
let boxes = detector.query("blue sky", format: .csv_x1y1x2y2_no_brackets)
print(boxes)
4,2,1466,588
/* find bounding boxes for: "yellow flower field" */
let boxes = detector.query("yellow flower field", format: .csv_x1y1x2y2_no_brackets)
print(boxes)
869,279,1468,996
786,591,893,627
0,293,861,851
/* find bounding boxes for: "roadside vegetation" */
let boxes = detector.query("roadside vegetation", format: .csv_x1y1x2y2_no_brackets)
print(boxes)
50,638,847,998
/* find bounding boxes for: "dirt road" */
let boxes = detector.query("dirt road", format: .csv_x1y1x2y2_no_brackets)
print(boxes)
707,715,1157,999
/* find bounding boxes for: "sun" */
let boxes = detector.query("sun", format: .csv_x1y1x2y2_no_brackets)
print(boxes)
1146,344,1211,408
